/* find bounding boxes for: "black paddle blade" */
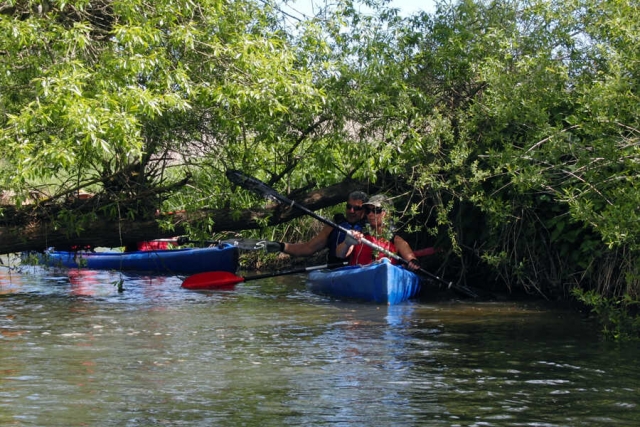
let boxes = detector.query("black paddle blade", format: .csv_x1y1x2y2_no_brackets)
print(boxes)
221,238,271,251
226,170,288,203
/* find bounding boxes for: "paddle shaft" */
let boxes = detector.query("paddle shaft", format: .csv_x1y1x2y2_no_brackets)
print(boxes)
160,235,437,257
142,237,217,245
148,237,279,251
240,263,346,282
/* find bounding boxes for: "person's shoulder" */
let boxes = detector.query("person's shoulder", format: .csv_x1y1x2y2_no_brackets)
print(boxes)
392,233,408,242
391,226,414,246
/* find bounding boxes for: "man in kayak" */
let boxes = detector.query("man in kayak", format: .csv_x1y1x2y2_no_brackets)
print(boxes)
335,194,421,271
264,191,369,264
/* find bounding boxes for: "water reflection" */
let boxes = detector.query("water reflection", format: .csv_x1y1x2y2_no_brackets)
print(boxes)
0,269,24,295
0,269,639,426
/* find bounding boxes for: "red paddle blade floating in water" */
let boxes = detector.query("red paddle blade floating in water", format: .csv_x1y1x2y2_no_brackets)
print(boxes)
182,271,245,290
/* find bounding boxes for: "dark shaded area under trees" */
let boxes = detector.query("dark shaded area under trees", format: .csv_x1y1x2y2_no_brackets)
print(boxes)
0,177,372,254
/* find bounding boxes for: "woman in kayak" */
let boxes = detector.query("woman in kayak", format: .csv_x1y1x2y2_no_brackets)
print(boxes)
335,194,421,271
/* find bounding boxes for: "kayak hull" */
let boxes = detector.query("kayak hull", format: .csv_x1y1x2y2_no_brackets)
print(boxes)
306,258,421,305
29,244,239,275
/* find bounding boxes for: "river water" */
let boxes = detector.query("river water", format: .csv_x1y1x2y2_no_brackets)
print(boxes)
1,264,639,426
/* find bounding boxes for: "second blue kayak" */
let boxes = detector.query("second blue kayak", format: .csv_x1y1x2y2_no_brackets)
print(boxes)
31,244,239,275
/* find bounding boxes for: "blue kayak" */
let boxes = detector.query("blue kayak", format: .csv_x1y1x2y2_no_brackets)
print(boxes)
306,258,421,305
30,244,239,274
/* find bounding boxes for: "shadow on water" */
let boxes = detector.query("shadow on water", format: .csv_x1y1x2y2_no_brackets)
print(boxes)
1,268,639,426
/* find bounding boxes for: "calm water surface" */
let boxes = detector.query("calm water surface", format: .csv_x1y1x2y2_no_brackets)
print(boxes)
1,262,638,426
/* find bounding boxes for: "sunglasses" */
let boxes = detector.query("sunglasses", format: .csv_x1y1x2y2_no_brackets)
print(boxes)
366,207,385,214
346,203,364,211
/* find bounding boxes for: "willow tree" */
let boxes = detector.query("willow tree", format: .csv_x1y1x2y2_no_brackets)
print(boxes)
478,0,639,300
0,0,454,253
389,0,639,310
0,0,340,251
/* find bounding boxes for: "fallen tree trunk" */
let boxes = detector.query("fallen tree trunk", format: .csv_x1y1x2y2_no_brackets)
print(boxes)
0,180,368,254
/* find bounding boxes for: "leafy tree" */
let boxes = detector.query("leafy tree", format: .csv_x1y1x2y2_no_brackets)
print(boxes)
394,0,639,304
0,0,330,247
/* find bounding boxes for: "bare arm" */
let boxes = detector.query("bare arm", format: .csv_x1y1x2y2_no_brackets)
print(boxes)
393,235,420,270
282,225,333,257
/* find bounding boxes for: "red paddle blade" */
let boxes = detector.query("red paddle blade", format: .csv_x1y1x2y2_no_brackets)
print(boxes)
414,247,436,257
181,271,245,289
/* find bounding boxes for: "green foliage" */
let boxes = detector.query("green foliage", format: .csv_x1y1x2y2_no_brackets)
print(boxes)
383,0,640,303
572,288,640,341
113,277,125,293
1,0,324,213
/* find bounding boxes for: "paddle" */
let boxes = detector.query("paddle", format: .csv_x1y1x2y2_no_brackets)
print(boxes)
225,170,478,298
150,236,282,251
182,263,346,290
414,247,436,257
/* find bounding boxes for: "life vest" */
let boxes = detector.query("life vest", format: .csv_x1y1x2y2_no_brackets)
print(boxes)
348,234,399,266
327,215,366,264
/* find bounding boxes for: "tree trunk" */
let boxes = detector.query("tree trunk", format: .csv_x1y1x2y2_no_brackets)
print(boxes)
1,180,368,254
